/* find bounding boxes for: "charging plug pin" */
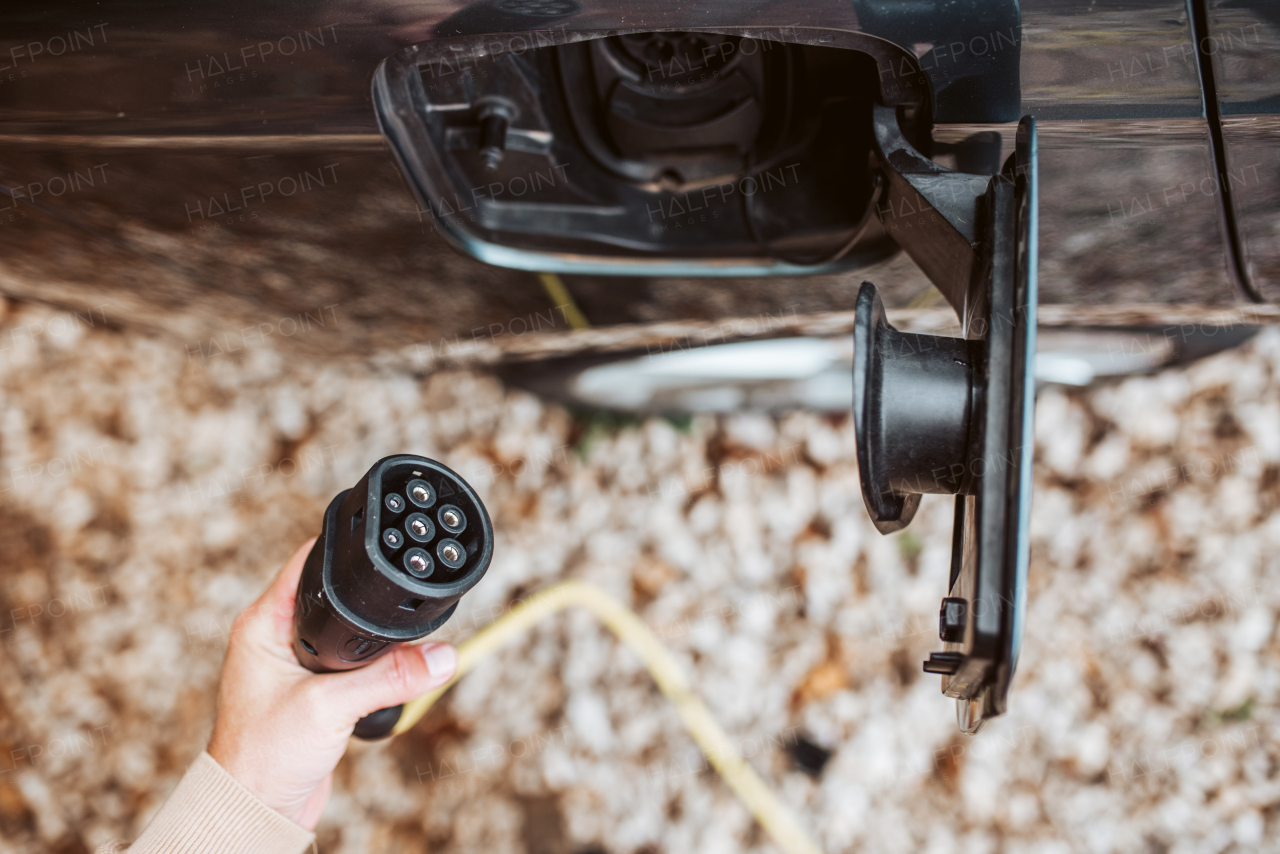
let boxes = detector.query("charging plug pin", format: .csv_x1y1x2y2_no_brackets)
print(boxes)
407,478,436,509
437,537,466,569
405,512,434,542
403,546,434,578
438,504,467,534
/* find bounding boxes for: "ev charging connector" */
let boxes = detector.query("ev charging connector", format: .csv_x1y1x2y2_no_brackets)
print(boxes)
291,454,493,739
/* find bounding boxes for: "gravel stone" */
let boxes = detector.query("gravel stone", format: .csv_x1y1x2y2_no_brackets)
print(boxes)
0,301,1277,853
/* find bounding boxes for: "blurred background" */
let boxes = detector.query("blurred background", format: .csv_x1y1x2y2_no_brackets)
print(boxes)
0,291,1276,854
2,2,1280,851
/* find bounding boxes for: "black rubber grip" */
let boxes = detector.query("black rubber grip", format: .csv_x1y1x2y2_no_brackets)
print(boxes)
353,704,404,740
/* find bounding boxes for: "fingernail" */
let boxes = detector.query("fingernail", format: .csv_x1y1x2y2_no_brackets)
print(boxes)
422,643,457,677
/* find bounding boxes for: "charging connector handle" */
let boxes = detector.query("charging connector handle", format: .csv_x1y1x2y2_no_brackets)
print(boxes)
290,454,493,739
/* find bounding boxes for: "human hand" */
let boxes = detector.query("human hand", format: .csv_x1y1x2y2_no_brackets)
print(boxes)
207,538,458,830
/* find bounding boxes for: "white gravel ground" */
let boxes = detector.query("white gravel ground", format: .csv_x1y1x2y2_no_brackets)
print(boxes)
0,297,1277,854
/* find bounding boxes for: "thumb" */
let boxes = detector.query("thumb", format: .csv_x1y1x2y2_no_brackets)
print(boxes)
315,642,458,725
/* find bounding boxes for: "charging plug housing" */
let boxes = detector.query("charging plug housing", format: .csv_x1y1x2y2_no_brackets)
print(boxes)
292,454,493,738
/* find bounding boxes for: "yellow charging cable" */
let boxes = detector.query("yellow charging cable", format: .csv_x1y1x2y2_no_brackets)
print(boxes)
537,272,591,330
393,580,824,854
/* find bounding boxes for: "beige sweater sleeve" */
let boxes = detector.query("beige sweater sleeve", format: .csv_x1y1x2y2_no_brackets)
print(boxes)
95,752,315,854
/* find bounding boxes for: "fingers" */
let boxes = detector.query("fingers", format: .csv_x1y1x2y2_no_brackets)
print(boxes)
261,537,318,613
313,642,458,725
238,537,318,645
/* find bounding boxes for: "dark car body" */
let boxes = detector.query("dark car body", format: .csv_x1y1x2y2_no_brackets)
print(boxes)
0,0,1275,365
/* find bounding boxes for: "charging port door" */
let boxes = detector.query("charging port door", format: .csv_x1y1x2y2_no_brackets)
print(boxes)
854,112,1038,733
